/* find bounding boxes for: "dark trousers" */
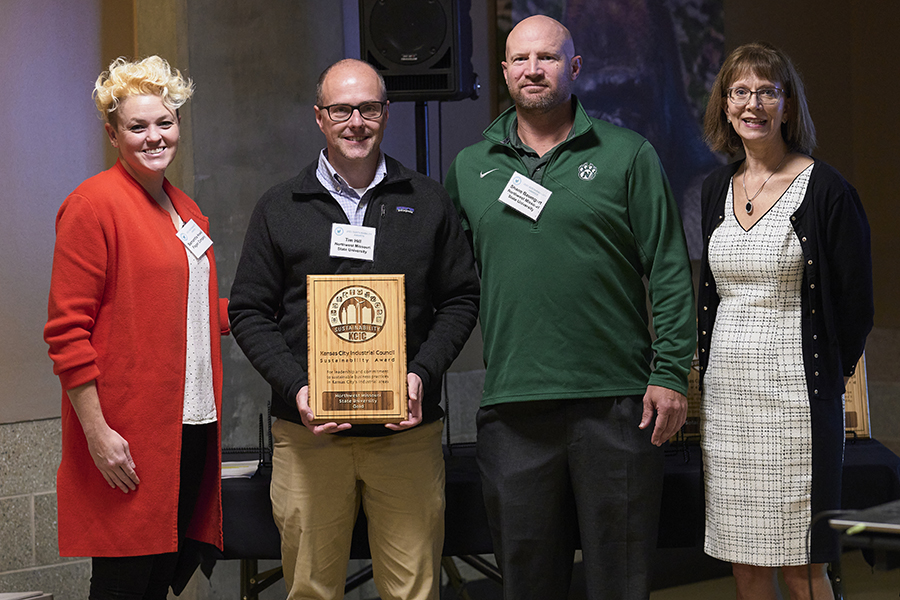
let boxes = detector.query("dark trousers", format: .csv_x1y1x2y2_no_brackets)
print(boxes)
89,423,210,600
476,397,664,600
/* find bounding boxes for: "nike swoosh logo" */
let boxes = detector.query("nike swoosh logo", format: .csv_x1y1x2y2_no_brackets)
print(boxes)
480,168,499,178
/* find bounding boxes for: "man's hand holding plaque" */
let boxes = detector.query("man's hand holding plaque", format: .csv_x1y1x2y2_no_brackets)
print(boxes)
296,371,423,434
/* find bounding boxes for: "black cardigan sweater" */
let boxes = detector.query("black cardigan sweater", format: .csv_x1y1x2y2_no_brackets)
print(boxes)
697,159,873,401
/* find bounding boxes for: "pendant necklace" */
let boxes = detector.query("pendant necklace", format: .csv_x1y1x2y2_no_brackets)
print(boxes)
742,153,788,214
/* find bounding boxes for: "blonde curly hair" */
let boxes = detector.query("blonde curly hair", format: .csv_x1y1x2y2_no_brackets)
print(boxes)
93,55,194,126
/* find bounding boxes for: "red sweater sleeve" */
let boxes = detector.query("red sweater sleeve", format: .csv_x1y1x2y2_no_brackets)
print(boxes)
44,194,107,390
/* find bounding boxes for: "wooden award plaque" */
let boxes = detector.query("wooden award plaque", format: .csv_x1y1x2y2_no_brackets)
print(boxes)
844,353,871,438
307,274,407,424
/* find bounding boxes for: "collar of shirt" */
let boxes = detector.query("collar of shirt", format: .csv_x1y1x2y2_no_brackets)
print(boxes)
507,119,536,156
315,150,388,226
506,118,575,180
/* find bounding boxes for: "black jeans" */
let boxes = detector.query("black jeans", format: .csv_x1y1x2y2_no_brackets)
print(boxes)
89,423,210,600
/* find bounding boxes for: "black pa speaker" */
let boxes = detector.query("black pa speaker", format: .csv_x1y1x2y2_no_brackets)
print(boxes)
360,0,478,102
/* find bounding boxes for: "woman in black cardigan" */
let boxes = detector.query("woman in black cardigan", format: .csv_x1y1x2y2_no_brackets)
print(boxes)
697,42,873,600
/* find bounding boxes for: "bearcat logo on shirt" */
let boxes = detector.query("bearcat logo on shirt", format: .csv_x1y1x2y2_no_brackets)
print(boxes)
328,285,386,343
578,162,597,181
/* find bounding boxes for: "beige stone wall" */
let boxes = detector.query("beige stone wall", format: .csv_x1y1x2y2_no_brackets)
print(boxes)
0,420,90,598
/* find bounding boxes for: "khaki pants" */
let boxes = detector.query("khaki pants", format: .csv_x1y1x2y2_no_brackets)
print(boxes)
271,418,445,600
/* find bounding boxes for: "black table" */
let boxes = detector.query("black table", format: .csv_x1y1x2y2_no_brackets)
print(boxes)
222,438,900,598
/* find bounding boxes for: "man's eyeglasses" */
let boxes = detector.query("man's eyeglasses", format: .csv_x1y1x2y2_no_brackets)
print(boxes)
725,87,786,106
318,101,387,122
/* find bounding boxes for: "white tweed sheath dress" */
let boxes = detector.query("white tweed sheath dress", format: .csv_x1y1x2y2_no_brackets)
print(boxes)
701,164,816,566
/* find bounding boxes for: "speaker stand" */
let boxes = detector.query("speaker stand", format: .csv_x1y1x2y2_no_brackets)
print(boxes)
415,101,429,176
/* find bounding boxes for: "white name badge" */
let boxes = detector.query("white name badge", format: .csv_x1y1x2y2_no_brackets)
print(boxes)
176,219,213,259
498,172,552,221
330,223,376,261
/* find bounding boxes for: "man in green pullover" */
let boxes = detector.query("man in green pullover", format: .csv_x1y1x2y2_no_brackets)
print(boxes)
446,15,695,600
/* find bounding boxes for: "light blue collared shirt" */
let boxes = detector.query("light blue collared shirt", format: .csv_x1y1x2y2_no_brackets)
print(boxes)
315,150,388,227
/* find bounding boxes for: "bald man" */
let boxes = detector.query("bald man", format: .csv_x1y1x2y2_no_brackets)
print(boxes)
446,16,694,599
230,59,479,600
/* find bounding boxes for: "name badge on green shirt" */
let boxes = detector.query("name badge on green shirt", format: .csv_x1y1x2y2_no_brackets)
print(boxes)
498,172,553,221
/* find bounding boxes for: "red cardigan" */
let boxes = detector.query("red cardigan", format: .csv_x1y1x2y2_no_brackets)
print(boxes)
45,161,226,556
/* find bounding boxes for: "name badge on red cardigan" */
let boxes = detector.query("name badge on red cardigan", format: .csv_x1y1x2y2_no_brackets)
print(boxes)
177,219,213,258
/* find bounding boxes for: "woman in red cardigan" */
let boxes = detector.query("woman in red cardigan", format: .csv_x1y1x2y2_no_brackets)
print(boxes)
44,56,226,599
